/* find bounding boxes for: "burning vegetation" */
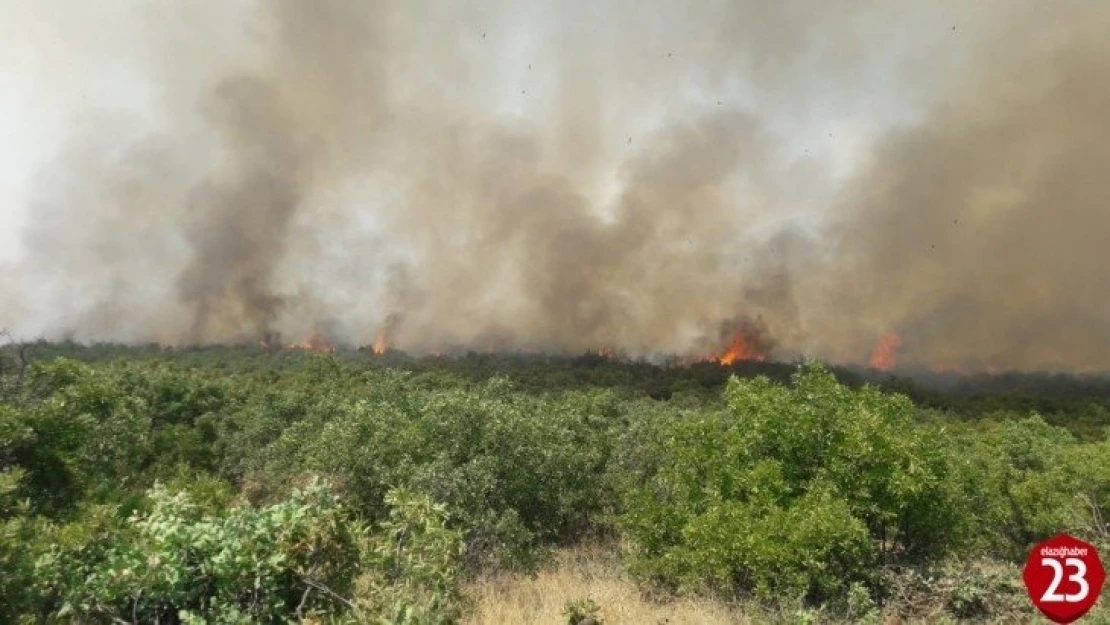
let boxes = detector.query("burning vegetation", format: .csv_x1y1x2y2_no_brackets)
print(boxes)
372,330,388,355
868,333,902,372
257,330,335,353
696,317,774,365
291,330,336,353
207,315,911,372
712,329,769,365
250,313,844,369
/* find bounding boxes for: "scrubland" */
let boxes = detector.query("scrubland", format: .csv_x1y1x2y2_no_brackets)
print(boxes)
1,343,1107,622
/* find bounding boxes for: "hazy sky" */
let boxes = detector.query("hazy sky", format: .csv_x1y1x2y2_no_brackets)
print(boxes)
0,0,970,263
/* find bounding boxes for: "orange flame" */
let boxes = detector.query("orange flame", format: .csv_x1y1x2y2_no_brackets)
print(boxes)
713,329,768,365
868,333,902,371
372,329,388,355
292,330,335,353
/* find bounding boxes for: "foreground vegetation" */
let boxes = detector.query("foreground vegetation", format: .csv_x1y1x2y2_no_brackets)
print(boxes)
1,343,1107,622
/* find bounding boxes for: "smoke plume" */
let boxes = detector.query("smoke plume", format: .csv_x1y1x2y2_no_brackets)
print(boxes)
808,3,1110,372
2,0,1108,372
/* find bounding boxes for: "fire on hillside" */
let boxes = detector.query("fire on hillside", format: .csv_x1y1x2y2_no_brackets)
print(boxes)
252,317,919,372
258,330,335,353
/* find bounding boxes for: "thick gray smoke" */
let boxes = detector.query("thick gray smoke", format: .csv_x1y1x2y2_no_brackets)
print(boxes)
805,3,1110,372
2,0,1109,372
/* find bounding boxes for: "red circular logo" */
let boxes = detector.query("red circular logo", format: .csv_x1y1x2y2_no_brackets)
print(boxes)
1023,534,1105,623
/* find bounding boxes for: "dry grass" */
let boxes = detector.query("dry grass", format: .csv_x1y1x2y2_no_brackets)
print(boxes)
462,545,1110,625
462,545,748,625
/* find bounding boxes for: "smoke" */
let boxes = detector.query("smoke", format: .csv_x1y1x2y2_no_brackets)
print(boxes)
2,0,1108,372
805,3,1110,372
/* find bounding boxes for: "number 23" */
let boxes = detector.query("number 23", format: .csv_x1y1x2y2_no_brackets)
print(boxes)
1041,557,1090,603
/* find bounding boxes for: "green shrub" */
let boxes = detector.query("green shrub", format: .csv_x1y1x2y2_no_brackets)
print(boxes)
0,468,37,621
355,488,465,624
36,478,364,622
31,479,466,623
946,415,1105,557
563,597,603,624
257,375,620,572
621,364,960,602
4,360,154,514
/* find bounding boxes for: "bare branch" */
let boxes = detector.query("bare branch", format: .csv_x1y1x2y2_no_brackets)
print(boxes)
298,575,357,611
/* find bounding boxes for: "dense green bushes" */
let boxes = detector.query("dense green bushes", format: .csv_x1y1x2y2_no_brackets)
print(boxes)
620,365,957,601
27,341,1110,438
618,366,1108,605
19,479,463,623
0,348,1107,622
945,415,1110,557
37,479,362,622
249,374,624,572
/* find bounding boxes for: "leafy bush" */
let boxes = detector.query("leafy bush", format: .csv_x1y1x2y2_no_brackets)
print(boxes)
30,479,466,624
255,375,621,572
0,468,37,621
947,415,1107,557
355,488,465,624
621,364,960,601
563,597,603,624
36,478,364,622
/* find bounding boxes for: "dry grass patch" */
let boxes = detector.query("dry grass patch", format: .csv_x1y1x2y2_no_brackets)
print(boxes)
463,544,748,625
462,545,1110,625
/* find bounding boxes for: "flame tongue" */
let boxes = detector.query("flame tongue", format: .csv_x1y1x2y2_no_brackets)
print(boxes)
292,330,335,353
372,329,388,354
868,333,902,371
715,329,767,365
696,319,772,365
372,313,402,355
